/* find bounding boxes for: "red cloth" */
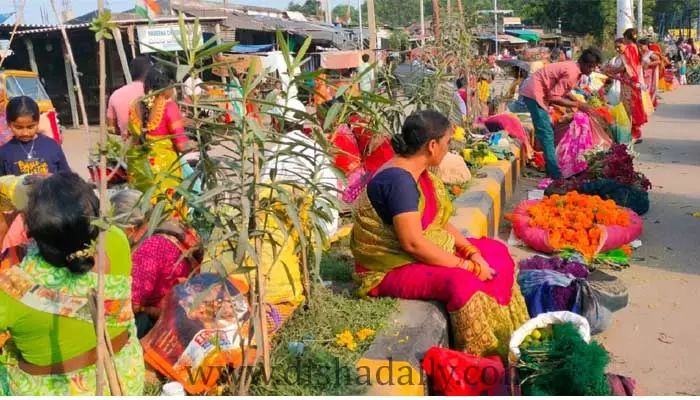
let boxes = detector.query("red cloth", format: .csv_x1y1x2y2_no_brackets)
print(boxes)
422,347,507,396
356,172,517,311
329,124,361,175
131,234,194,307
349,114,394,174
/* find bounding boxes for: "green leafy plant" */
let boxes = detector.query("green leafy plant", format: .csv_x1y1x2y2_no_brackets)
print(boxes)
89,10,118,42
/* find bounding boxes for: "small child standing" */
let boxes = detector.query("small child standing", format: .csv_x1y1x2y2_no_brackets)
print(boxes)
679,60,688,85
0,96,70,176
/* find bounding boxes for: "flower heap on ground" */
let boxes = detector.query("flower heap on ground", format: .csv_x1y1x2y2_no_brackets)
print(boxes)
527,192,631,260
549,144,652,193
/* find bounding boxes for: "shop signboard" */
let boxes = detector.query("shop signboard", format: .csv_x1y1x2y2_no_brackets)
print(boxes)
137,24,202,53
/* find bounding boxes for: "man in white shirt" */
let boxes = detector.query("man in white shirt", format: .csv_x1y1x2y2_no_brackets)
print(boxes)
358,53,375,92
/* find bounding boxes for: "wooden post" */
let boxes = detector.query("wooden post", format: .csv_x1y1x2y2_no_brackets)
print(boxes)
23,37,39,74
367,0,377,60
432,0,440,42
127,25,136,58
61,40,80,128
96,0,108,392
112,28,132,85
215,23,226,83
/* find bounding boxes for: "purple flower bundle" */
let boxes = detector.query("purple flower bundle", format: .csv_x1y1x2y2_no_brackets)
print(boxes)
519,256,589,310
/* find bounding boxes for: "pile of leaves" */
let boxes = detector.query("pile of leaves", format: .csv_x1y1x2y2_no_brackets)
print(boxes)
519,256,589,310
517,322,611,396
527,192,631,260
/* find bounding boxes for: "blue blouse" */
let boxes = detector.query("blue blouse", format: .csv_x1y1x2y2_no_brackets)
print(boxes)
366,167,420,225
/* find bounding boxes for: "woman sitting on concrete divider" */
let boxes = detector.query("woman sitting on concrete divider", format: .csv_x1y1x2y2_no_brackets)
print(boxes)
351,110,528,359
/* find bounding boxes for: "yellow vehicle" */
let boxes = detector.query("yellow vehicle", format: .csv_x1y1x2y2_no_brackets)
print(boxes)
0,70,62,143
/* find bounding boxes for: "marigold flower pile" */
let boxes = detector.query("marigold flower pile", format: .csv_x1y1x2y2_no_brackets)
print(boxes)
334,328,376,351
527,192,631,259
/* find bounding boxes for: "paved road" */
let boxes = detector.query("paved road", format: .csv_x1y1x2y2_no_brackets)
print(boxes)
503,85,700,395
597,86,700,395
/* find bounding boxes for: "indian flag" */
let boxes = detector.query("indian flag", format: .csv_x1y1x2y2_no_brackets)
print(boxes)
135,0,161,23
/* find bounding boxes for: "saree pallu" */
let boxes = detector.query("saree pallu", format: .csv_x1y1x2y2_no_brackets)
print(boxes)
351,171,528,358
620,46,648,140
643,67,659,108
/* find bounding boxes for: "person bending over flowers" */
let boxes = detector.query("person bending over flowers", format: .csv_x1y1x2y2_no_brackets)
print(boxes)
351,110,528,358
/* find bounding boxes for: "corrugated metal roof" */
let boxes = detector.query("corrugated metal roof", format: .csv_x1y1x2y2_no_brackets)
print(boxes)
0,22,92,35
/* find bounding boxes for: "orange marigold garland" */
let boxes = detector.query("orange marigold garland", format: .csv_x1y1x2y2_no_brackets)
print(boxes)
526,192,631,260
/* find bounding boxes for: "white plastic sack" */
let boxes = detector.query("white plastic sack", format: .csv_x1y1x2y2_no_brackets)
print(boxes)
508,311,591,363
261,130,340,237
607,80,621,106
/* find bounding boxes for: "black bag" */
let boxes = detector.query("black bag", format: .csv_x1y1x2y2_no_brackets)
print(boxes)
572,280,611,335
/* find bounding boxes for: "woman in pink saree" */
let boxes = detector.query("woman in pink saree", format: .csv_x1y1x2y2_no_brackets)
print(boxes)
639,38,662,109
351,110,528,358
127,67,191,200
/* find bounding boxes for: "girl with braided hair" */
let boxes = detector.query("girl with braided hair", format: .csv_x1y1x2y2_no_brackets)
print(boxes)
126,66,192,201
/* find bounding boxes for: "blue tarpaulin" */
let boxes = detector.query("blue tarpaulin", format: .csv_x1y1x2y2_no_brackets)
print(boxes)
0,12,15,24
230,44,274,53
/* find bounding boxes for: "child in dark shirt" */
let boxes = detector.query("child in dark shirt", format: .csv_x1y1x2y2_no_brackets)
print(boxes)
0,96,70,176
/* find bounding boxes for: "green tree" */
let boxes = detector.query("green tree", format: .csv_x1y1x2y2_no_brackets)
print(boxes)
332,4,359,24
388,29,411,50
287,0,320,15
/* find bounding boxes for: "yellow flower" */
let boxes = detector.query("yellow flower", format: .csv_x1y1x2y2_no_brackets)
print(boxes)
335,330,356,351
356,328,376,342
453,126,466,142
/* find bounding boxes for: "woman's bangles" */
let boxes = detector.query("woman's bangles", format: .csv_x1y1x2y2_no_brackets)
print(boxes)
456,243,481,259
456,257,482,276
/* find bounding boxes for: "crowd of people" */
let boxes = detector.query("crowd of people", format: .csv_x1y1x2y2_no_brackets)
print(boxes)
0,28,692,394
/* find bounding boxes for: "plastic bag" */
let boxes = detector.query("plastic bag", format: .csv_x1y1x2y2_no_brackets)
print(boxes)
556,113,594,178
422,347,508,396
141,274,254,394
508,311,591,362
606,80,622,106
574,280,611,335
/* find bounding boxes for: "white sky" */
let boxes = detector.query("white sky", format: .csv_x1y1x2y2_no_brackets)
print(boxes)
1,0,349,25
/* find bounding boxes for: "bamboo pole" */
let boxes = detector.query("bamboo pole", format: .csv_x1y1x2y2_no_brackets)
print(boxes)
432,0,440,42
95,0,109,394
49,0,91,156
0,0,25,69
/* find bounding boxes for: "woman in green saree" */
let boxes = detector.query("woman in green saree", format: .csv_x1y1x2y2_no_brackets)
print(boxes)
0,172,143,395
352,110,528,358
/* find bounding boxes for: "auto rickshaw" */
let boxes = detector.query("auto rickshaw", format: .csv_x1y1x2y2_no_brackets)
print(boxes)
0,70,62,144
